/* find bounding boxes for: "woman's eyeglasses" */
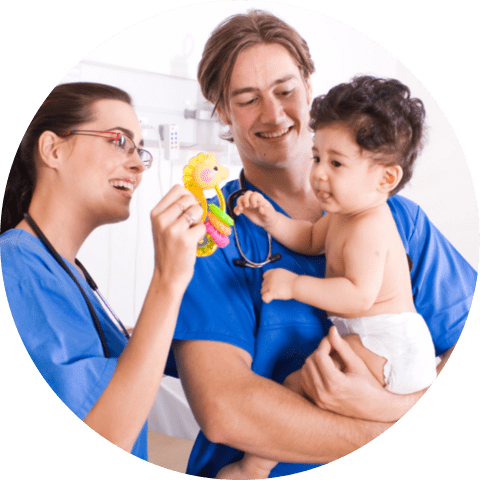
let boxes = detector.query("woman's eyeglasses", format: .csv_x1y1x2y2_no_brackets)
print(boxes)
58,130,153,170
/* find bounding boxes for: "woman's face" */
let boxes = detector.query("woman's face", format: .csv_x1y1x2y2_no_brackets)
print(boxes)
58,99,145,225
217,43,313,170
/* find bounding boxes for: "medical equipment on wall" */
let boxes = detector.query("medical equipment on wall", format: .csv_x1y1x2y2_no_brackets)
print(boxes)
24,213,130,358
159,123,180,161
183,153,234,256
227,169,282,268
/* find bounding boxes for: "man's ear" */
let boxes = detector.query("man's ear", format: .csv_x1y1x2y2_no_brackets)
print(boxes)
216,103,231,126
379,165,403,193
37,131,63,169
305,75,313,104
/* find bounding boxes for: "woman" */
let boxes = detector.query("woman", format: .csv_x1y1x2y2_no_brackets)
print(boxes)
0,82,205,459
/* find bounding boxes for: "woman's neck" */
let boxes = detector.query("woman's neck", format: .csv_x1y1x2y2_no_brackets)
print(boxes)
22,194,95,264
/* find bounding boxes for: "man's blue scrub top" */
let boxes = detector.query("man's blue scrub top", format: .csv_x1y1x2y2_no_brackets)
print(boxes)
166,178,477,478
0,229,148,460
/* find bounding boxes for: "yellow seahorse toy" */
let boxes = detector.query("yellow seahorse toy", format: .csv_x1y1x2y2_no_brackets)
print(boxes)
183,153,234,257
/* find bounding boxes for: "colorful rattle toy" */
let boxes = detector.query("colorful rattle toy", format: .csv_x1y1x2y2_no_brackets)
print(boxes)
183,153,234,257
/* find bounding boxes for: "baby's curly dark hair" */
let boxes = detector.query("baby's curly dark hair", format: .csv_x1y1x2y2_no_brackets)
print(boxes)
309,76,426,195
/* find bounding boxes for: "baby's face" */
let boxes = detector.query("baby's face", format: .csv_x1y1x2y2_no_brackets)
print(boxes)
310,123,387,215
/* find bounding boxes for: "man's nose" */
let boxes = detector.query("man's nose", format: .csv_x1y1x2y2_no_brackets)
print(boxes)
260,95,285,124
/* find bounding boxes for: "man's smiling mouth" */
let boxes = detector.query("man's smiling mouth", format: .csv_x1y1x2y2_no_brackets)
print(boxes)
256,127,292,139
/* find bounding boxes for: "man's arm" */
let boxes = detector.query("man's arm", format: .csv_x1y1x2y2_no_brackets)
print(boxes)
174,338,391,465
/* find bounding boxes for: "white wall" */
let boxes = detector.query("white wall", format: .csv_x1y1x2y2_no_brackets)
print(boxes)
56,1,478,326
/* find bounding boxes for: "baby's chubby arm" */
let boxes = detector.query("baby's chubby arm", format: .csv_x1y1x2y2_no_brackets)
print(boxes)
263,214,387,313
234,191,329,255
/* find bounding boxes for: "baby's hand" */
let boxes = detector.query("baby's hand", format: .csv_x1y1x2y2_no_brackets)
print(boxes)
261,268,298,303
233,191,277,228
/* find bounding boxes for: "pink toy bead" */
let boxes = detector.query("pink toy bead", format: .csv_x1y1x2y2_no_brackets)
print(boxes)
204,220,229,248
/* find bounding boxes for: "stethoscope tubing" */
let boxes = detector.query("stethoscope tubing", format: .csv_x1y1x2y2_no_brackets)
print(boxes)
227,170,282,268
23,213,130,358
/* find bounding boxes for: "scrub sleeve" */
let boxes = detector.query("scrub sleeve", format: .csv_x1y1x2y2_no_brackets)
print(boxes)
0,230,148,460
166,179,477,478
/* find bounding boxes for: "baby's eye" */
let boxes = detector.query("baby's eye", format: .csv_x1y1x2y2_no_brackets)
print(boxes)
331,160,342,167
313,156,320,163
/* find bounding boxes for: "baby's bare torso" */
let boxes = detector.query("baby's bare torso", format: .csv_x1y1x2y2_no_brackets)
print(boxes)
324,203,416,318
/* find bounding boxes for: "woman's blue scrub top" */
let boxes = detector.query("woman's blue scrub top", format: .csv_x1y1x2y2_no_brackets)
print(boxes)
0,229,148,460
166,178,477,478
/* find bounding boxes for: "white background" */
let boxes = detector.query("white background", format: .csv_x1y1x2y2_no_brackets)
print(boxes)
54,1,479,331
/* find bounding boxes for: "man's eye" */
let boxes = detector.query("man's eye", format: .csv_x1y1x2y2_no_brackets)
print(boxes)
237,97,256,106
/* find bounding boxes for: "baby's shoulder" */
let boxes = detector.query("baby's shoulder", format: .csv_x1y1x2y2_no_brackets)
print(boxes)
342,206,395,245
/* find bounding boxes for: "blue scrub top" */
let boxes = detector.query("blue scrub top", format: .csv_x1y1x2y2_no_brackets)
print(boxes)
166,178,477,478
0,229,148,460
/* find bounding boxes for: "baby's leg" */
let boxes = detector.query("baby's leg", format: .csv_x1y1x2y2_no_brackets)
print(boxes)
333,334,387,387
216,454,277,479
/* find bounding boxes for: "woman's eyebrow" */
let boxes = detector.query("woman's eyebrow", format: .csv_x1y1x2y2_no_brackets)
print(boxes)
231,75,297,98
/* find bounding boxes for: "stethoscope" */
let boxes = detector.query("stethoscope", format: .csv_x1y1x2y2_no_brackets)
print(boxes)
227,169,282,268
24,213,130,358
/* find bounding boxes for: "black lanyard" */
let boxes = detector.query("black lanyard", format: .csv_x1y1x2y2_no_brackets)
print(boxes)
23,213,130,358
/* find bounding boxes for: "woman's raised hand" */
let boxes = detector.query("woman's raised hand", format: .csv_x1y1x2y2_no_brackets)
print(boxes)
150,185,206,289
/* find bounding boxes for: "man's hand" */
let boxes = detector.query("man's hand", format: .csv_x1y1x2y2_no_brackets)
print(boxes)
299,326,408,422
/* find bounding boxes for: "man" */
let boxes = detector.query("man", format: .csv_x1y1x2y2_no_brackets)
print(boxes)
165,10,476,478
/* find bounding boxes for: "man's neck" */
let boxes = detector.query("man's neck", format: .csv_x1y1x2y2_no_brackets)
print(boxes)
243,163,323,222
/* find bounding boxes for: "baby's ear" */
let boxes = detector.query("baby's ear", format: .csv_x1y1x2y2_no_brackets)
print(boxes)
379,165,403,194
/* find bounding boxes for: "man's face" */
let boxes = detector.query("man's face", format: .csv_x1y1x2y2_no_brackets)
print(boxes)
217,43,313,170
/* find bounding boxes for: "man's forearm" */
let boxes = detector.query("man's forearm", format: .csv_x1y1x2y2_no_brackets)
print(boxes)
213,370,390,464
176,340,390,464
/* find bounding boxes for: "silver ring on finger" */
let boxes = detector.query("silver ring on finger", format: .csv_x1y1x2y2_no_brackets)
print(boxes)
183,210,196,227
176,202,186,214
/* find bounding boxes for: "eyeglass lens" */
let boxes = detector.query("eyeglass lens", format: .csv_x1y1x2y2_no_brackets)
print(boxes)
115,134,152,169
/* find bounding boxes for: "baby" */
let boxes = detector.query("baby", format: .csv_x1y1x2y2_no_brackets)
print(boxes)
220,76,437,479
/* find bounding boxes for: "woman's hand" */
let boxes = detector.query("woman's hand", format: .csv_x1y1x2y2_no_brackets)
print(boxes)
150,185,205,289
299,326,416,422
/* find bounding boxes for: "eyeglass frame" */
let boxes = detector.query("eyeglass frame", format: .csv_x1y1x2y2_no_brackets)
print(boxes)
58,129,153,170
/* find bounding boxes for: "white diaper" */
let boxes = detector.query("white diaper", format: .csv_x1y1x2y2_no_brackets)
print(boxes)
329,312,437,394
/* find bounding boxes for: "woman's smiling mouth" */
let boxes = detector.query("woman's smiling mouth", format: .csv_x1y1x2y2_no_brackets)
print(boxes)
109,178,137,196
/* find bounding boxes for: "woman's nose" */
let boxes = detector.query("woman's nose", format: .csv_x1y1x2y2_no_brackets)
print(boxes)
127,150,146,173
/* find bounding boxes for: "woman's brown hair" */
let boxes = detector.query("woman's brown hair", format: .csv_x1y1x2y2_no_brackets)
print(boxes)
1,82,132,234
